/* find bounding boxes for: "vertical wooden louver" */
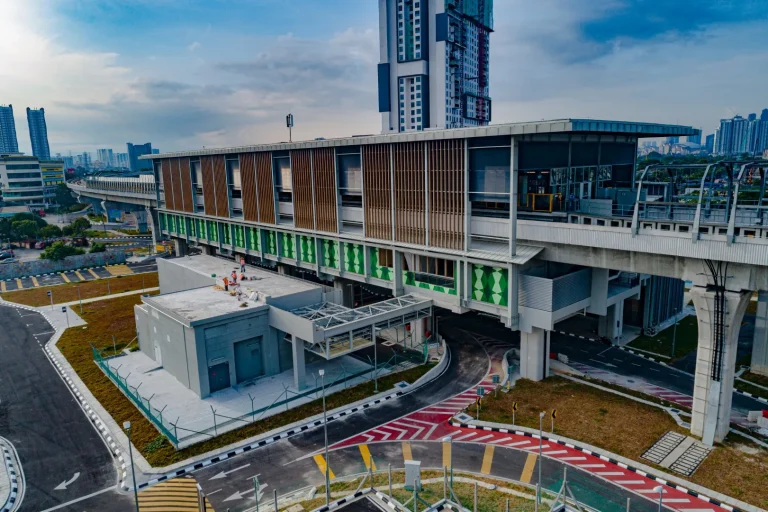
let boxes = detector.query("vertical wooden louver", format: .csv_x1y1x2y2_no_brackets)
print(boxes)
363,144,392,240
178,157,194,213
428,139,465,250
201,156,217,216
393,142,426,245
255,152,275,224
170,158,184,214
161,160,175,210
313,148,338,233
240,153,258,222
212,155,229,217
291,149,314,230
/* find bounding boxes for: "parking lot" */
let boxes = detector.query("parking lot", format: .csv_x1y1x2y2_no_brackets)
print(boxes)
0,260,158,292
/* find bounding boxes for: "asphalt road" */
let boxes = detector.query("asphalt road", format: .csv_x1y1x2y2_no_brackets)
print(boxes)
0,261,157,292
0,304,120,511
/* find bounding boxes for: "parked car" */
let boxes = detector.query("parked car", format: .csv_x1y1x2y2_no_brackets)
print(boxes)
34,240,48,249
0,258,19,264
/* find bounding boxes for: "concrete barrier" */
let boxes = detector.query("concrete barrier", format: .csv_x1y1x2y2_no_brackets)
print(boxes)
0,251,127,280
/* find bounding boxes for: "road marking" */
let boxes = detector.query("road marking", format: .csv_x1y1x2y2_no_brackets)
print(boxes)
39,485,117,512
16,278,23,289
578,464,605,468
209,463,251,480
542,450,568,456
452,431,477,442
313,454,335,480
473,434,495,443
632,363,642,366
0,281,5,292
402,442,413,462
503,440,531,447
106,263,133,276
595,471,624,476
442,441,450,469
359,444,376,472
560,457,587,461
480,445,494,474
88,268,100,279
75,270,86,281
520,453,537,483
615,480,645,484
31,276,40,287
54,471,81,490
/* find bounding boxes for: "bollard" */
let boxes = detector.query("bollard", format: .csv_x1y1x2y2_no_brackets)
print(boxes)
273,489,278,511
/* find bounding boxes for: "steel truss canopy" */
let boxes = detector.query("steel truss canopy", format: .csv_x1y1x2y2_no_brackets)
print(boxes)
292,295,428,329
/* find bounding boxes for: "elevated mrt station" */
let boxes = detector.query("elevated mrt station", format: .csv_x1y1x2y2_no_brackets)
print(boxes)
139,119,768,446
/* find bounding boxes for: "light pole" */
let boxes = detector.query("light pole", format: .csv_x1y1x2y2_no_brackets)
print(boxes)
654,485,664,512
442,436,453,488
319,369,330,505
124,421,139,512
538,411,545,505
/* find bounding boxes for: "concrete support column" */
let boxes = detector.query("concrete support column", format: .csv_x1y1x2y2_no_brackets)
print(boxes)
146,206,161,244
174,238,188,257
690,286,751,445
392,251,404,297
598,302,624,344
409,318,425,347
291,335,306,391
277,264,289,276
587,268,609,316
520,327,550,381
750,291,768,377
334,277,355,308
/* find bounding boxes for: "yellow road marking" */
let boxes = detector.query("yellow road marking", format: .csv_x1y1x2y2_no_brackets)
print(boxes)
106,263,133,276
402,442,413,462
520,453,538,483
137,477,204,512
313,454,335,479
442,440,451,469
87,268,100,279
359,444,377,472
31,276,40,287
1,281,5,292
60,272,71,283
15,279,23,289
480,445,495,475
75,270,86,281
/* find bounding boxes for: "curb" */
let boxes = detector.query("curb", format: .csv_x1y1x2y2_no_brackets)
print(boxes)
0,443,19,512
450,421,750,512
313,489,402,512
733,388,768,405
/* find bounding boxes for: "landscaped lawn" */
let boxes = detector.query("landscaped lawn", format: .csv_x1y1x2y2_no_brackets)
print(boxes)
57,293,434,467
627,315,698,359
478,376,768,509
2,272,158,306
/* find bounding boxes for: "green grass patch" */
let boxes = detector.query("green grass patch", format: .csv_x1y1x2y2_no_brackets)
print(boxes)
734,379,768,401
741,371,768,389
2,272,158,306
627,315,698,360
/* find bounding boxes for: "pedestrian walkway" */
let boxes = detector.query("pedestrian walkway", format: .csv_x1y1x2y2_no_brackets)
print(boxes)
138,476,210,511
0,439,21,512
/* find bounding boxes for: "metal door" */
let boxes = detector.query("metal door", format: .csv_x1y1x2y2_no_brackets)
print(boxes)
154,341,163,366
208,362,230,394
579,181,591,199
234,338,264,384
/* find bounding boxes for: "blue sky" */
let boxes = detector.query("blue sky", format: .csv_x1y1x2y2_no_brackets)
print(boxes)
1,0,767,156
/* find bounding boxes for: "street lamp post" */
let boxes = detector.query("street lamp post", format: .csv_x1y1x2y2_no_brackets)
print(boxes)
319,369,330,505
442,436,453,488
124,421,139,512
538,411,545,505
654,485,664,512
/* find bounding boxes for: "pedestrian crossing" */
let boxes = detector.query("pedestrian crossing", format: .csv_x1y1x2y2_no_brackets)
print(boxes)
106,263,133,276
138,476,211,511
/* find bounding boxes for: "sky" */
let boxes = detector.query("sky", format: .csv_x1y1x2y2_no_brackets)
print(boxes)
1,0,767,156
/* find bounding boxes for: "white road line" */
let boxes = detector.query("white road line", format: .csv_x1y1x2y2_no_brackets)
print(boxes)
560,457,587,461
39,485,117,512
615,480,646,484
380,425,408,440
578,464,606,469
472,434,495,443
499,440,530,447
595,472,624,476
542,450,568,455
452,432,478,442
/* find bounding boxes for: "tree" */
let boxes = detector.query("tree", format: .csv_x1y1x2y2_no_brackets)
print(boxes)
11,220,40,240
0,219,10,241
40,241,84,261
88,242,106,254
40,225,63,239
62,225,74,236
55,183,77,208
11,212,47,228
70,217,92,234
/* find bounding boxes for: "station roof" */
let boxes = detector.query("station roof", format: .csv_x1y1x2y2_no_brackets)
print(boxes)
143,285,270,325
141,119,698,160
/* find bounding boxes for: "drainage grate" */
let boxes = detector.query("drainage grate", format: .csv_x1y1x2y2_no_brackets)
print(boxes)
642,431,686,464
642,430,712,476
669,442,712,476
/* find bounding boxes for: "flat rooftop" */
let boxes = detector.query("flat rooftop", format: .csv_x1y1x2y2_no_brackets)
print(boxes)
144,285,269,325
141,118,698,160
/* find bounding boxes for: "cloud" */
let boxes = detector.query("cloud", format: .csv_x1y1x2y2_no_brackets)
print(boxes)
187,41,200,52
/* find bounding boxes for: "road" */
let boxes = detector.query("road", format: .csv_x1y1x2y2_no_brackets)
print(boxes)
0,304,123,511
0,261,157,293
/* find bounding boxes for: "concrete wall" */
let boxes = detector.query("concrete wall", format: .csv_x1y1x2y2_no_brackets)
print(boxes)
157,257,215,294
141,303,200,394
0,250,127,280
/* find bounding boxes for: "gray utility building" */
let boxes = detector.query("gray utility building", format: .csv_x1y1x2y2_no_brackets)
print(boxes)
135,255,432,398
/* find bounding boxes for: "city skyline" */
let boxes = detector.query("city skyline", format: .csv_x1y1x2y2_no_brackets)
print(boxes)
1,0,767,155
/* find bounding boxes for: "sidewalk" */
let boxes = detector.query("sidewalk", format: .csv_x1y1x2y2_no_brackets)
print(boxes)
0,438,21,512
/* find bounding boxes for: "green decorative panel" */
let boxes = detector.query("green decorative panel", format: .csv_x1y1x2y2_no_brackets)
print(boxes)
402,271,457,295
281,232,296,259
159,213,167,231
248,227,260,251
220,223,231,245
369,248,392,281
264,230,277,255
207,221,218,242
177,216,186,235
343,243,364,275
299,236,316,264
471,264,508,306
197,219,207,240
189,217,197,237
234,225,245,248
321,239,339,269
167,214,176,233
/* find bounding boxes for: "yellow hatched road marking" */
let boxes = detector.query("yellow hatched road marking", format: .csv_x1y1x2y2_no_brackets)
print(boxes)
88,268,100,279
442,441,451,469
480,445,495,475
15,279,23,289
402,441,413,462
313,454,335,480
31,276,40,287
106,263,133,276
359,444,377,472
138,477,203,512
75,270,86,281
1,281,5,292
520,453,538,483
60,272,71,283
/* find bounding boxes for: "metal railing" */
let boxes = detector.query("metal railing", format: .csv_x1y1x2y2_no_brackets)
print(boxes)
69,176,156,196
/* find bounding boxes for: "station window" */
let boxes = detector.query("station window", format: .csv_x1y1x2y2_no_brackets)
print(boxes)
336,146,362,208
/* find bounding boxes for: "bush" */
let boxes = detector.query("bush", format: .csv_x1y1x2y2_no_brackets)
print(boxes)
89,242,106,253
40,225,63,239
40,241,85,261
71,217,92,234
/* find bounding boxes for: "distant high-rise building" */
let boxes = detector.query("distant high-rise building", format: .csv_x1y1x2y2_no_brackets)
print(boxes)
761,109,768,121
152,148,160,154
666,136,680,144
0,104,19,153
705,133,715,153
378,0,493,133
26,107,51,159
127,142,153,172
686,132,701,145
96,148,115,167
62,155,74,169
74,152,91,169
116,152,129,169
